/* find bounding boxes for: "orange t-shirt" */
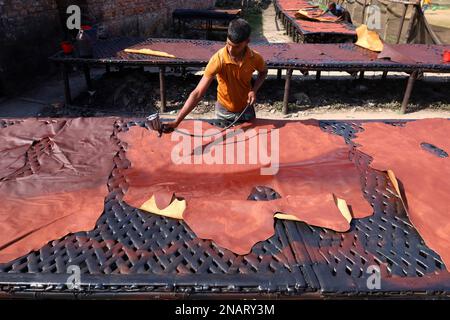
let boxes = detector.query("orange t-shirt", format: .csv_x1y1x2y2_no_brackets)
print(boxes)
204,46,266,113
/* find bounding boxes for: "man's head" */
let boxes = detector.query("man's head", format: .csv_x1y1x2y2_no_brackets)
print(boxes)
226,18,251,57
328,2,337,10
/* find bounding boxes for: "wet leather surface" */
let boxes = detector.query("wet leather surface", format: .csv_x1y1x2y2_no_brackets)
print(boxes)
378,43,418,64
354,118,450,267
377,44,450,65
0,118,119,263
118,119,372,255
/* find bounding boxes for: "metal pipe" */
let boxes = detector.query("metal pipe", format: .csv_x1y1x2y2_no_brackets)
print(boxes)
283,68,293,115
83,64,93,91
400,71,418,114
361,0,368,24
62,63,72,106
396,4,409,44
159,66,166,113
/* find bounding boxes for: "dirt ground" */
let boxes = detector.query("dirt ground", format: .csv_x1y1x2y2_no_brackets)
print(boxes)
32,67,449,120
425,8,450,44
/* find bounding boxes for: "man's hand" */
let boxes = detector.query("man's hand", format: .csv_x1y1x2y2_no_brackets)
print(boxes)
247,90,257,105
163,120,179,132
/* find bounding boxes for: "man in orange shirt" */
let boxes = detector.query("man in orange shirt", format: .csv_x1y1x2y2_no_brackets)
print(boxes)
166,19,268,129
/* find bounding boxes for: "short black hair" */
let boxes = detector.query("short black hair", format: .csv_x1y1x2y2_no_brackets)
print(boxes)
227,18,251,44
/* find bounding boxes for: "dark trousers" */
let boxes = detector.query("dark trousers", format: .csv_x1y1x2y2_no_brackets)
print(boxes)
215,101,256,125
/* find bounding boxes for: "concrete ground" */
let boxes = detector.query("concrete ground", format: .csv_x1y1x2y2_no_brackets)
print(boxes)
0,67,106,118
261,4,292,43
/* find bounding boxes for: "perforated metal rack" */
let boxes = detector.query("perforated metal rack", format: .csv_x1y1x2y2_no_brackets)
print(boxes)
0,119,449,299
48,38,450,114
273,0,357,43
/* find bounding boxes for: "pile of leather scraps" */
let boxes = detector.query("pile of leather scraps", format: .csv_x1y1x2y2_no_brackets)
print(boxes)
118,119,373,255
354,118,450,268
355,24,384,52
0,118,119,263
294,8,340,23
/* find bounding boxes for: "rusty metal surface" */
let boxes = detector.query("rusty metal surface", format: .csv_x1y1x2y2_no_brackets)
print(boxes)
281,6,355,35
50,38,220,65
274,0,357,43
0,119,449,298
49,38,450,73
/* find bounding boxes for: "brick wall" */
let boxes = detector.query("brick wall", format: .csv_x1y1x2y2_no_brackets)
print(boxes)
0,0,215,94
87,0,216,37
0,0,62,94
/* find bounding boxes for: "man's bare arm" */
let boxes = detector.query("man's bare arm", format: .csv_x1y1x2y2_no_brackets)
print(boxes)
166,75,214,128
253,67,268,93
247,67,268,105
